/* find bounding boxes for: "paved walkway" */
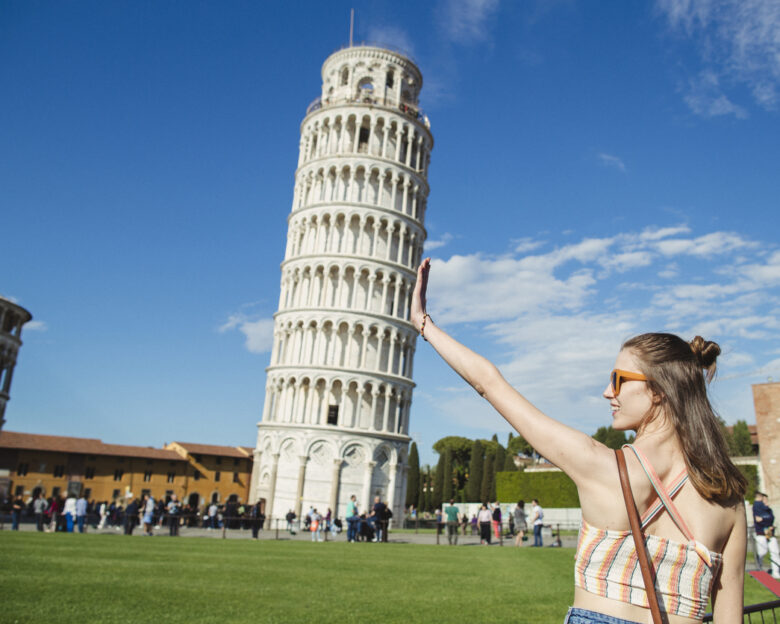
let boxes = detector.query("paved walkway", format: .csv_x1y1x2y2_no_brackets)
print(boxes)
5,521,579,547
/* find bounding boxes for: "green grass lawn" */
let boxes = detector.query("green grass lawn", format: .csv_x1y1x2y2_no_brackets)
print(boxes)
0,533,775,623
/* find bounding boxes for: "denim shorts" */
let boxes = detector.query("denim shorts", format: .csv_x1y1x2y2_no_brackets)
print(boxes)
563,607,641,624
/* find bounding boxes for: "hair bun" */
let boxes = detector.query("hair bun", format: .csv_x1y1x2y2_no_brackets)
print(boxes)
690,336,720,378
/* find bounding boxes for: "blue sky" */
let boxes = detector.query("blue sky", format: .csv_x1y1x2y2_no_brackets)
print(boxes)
3,1,779,468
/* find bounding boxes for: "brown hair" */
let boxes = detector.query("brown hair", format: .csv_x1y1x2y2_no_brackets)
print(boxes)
622,333,746,506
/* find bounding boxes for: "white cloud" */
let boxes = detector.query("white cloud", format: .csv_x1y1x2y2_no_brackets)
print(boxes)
365,26,416,59
420,223,779,436
683,71,749,119
639,225,691,241
597,152,627,172
23,320,47,332
653,231,755,257
658,0,780,114
219,313,274,354
513,237,545,254
424,232,453,251
438,0,500,45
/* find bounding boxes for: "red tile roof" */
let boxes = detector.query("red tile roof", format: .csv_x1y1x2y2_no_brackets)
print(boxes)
0,431,185,461
170,442,251,459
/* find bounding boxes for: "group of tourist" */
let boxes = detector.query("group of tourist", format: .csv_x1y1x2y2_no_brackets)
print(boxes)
430,498,545,547
4,491,268,538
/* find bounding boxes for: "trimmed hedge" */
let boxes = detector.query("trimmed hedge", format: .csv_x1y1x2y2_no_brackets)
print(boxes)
497,465,758,507
495,470,580,507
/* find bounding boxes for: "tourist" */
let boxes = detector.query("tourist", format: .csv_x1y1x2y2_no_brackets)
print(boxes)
411,258,747,622
124,497,139,535
531,499,544,547
477,503,492,545
141,494,155,536
285,509,297,534
372,496,387,542
75,492,88,533
63,493,77,532
310,508,322,542
11,494,23,530
167,495,180,537
207,501,218,530
346,495,359,542
513,500,527,547
752,491,779,578
444,498,460,545
492,502,502,540
33,492,47,532
470,514,478,535
249,502,263,539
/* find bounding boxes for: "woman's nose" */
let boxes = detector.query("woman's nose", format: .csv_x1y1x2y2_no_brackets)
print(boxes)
603,383,615,399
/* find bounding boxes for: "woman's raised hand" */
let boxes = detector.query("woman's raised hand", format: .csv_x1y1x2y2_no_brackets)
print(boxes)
411,258,431,331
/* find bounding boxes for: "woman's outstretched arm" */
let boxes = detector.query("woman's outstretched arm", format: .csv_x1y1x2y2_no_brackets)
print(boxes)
411,259,613,485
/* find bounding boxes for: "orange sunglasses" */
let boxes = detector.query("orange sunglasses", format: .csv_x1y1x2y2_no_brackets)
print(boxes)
610,369,647,395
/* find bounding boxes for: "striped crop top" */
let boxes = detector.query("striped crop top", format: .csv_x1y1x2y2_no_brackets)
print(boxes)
574,445,722,620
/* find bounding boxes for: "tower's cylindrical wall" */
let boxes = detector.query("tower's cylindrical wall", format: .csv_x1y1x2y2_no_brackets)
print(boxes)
0,297,33,431
250,46,431,525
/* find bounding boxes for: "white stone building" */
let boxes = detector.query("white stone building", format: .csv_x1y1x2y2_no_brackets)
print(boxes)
0,297,33,431
249,44,433,524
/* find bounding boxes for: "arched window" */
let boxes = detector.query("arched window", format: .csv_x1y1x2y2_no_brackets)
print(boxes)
341,68,349,86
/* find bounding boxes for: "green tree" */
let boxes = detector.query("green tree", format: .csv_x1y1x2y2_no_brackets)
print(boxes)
423,468,432,512
406,442,420,507
507,434,533,456
416,472,425,513
432,453,445,510
442,448,454,501
728,420,754,456
467,440,484,502
593,426,629,449
432,436,473,468
495,444,506,477
503,453,517,471
480,453,494,503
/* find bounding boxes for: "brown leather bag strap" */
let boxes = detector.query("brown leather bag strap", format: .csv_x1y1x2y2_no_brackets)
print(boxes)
615,448,664,624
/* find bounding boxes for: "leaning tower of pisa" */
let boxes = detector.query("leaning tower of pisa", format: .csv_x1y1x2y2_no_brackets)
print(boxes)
249,44,432,524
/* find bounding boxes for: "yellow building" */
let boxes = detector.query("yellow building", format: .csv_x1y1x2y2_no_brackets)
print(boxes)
0,431,253,510
165,442,253,507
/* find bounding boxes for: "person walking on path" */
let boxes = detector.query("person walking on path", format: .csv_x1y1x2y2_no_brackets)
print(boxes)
142,494,155,536
75,493,88,533
513,500,527,547
167,495,181,537
310,509,322,542
531,499,544,547
411,258,747,623
33,492,47,532
346,495,359,543
444,499,460,545
63,493,77,532
477,503,492,545
124,497,139,535
492,502,502,540
11,494,23,530
752,491,779,578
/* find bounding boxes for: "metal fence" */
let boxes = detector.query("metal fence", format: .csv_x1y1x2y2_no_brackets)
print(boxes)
703,599,780,623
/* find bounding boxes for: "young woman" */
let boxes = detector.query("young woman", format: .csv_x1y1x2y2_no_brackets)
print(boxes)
411,258,746,624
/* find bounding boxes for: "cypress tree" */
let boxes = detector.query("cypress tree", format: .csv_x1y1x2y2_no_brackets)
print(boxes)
416,472,425,513
423,468,432,512
503,453,517,471
467,440,484,502
406,442,420,507
433,453,445,510
480,453,494,503
495,445,506,477
442,448,454,501
490,455,498,501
